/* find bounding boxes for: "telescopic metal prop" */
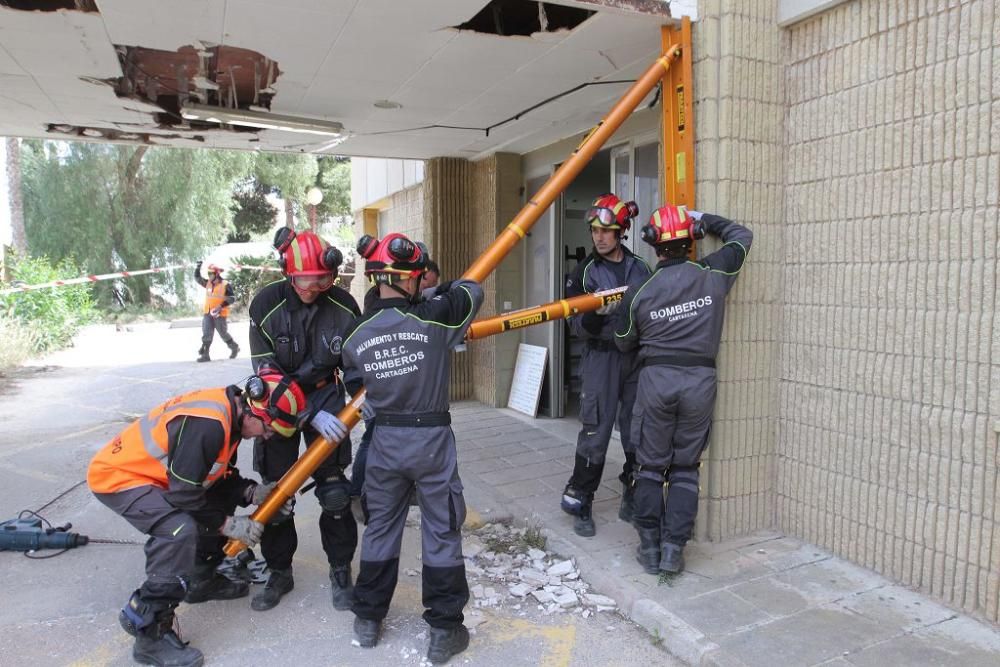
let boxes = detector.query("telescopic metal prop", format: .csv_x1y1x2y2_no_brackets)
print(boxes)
225,48,680,556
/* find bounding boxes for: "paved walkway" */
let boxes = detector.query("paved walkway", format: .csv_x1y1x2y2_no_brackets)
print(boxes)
449,402,1000,666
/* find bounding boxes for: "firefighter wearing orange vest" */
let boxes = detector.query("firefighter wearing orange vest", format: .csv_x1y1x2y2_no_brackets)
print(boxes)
195,261,239,362
88,373,305,667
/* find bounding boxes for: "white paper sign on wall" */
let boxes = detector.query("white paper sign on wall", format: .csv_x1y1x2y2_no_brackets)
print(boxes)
507,343,548,417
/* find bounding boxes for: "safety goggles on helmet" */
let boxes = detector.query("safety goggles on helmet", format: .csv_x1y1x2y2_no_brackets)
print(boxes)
585,194,638,232
245,372,307,438
290,273,336,292
585,206,619,229
273,228,342,279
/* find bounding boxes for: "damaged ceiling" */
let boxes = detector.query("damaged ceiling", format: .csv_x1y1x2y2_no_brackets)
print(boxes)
0,0,694,159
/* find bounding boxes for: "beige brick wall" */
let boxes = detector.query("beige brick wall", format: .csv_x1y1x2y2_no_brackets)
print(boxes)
779,0,999,623
693,0,784,543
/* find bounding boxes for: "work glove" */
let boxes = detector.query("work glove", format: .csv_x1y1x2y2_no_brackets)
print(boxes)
360,400,376,421
221,515,264,547
595,299,621,316
685,209,704,221
311,410,349,442
210,307,221,317
247,481,277,505
247,481,295,515
196,260,203,271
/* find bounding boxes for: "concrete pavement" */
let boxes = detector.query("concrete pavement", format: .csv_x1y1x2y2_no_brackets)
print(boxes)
450,402,1000,667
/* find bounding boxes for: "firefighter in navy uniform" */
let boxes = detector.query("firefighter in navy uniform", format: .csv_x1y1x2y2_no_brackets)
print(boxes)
341,232,483,665
615,206,752,574
247,229,361,612
194,262,239,362
560,193,652,537
87,373,305,667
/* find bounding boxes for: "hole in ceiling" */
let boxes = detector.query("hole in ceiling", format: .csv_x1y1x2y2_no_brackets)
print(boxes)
455,0,594,37
0,0,98,12
105,44,281,132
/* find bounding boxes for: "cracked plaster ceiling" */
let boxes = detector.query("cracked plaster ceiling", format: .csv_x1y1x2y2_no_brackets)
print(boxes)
0,0,693,159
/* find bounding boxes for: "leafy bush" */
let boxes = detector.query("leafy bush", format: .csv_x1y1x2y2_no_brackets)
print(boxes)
227,254,283,307
0,254,98,353
0,311,40,372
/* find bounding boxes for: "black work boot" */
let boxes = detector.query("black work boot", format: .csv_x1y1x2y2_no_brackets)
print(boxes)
618,481,636,524
196,345,210,363
133,614,204,667
250,568,294,611
227,342,240,359
184,563,249,603
635,527,661,575
329,564,353,611
352,616,382,648
560,484,587,516
427,625,470,664
660,542,685,574
574,499,596,537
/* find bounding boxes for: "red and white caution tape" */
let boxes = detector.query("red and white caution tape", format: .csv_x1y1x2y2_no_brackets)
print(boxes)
0,263,195,296
1,262,352,296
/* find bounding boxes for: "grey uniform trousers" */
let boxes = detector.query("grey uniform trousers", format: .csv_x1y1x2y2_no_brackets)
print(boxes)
201,313,236,348
94,485,233,605
352,424,469,629
630,365,717,545
568,344,640,494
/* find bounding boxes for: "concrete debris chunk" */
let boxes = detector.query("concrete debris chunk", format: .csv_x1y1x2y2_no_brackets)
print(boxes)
519,568,549,587
508,583,532,597
554,591,578,608
546,559,575,577
471,584,485,599
584,594,616,607
527,548,546,560
403,568,419,577
463,539,485,558
531,589,555,604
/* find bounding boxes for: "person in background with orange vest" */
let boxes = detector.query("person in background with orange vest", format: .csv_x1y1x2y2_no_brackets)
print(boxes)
195,261,239,362
87,372,306,667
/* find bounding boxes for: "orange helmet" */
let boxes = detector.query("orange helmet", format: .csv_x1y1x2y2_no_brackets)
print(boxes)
273,228,343,277
357,233,428,282
206,263,223,276
640,205,705,246
244,372,307,438
585,193,638,232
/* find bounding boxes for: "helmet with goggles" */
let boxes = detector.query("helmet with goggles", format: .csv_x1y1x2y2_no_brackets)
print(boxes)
585,193,639,233
244,372,307,438
273,228,343,292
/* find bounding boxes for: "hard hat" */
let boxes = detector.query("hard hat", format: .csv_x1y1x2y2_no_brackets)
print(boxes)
206,263,223,276
245,372,307,438
273,228,343,277
357,232,427,281
585,193,638,232
640,205,704,246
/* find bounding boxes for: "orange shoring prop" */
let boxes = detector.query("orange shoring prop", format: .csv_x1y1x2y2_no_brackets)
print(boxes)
225,48,680,556
464,287,627,340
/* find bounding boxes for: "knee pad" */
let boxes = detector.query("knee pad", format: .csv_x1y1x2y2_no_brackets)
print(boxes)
118,590,156,637
316,477,352,515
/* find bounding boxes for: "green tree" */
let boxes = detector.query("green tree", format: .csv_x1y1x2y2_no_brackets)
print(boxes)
229,179,276,242
253,152,318,229
315,156,351,222
21,141,252,305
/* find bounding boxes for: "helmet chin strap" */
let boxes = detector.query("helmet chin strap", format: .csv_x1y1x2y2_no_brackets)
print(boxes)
386,279,420,303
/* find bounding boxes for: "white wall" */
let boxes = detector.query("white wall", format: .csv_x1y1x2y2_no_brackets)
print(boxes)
350,157,425,211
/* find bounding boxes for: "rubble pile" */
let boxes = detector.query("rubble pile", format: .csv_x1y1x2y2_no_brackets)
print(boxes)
459,522,618,620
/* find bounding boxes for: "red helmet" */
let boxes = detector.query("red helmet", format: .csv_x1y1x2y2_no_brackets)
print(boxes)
585,193,638,232
641,205,703,246
206,263,223,276
357,232,427,281
273,228,343,277
245,372,307,438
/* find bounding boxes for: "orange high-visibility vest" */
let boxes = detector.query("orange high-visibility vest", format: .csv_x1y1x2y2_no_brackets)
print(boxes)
203,279,230,317
87,389,236,495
